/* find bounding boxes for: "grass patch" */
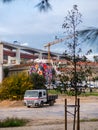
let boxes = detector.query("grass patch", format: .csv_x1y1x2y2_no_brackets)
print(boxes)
81,118,98,122
48,89,61,95
0,117,29,128
48,89,67,96
48,89,98,96
81,92,98,96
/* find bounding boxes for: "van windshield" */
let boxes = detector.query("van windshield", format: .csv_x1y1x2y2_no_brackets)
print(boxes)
24,91,38,97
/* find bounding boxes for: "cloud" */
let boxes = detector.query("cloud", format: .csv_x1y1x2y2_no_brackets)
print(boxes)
20,42,29,46
86,53,98,61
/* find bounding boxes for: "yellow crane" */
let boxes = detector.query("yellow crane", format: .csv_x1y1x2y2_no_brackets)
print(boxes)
44,35,72,63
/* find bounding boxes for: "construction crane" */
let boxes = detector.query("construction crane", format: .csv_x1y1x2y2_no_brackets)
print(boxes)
44,35,73,63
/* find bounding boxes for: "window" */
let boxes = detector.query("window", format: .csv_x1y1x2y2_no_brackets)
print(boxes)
39,92,42,97
43,91,46,96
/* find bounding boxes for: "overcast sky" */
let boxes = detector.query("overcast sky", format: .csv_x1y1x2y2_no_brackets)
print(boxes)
0,0,98,60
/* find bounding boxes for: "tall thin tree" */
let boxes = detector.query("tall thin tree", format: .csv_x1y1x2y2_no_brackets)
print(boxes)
62,5,82,130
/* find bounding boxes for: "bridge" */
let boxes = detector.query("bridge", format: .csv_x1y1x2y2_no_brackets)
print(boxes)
0,41,66,82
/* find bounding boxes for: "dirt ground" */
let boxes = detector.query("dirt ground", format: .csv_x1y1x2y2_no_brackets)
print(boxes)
0,96,98,130
0,95,98,107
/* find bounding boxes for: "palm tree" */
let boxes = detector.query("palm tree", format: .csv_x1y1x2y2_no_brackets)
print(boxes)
78,27,98,50
2,0,52,12
35,0,52,12
2,0,14,2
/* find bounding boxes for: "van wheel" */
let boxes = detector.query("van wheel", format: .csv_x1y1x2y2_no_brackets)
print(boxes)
27,106,30,108
49,101,54,106
40,101,44,107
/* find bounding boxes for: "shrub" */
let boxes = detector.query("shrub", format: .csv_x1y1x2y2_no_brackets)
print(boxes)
0,72,33,100
0,117,29,127
30,73,46,89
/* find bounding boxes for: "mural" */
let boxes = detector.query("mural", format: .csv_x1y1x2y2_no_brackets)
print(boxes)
29,63,53,83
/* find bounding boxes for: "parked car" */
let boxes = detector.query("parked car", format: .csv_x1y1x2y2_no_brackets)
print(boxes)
45,83,57,89
87,83,95,88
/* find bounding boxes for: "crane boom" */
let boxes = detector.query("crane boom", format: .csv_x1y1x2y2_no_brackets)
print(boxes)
44,38,64,48
44,35,73,63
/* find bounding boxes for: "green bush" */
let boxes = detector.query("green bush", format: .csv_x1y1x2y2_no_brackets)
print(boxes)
0,72,33,100
0,117,29,127
0,72,47,100
30,73,46,89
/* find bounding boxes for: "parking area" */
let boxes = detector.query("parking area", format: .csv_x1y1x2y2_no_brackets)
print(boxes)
0,96,98,130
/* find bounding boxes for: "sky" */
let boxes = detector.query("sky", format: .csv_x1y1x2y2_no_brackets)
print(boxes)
0,0,98,60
